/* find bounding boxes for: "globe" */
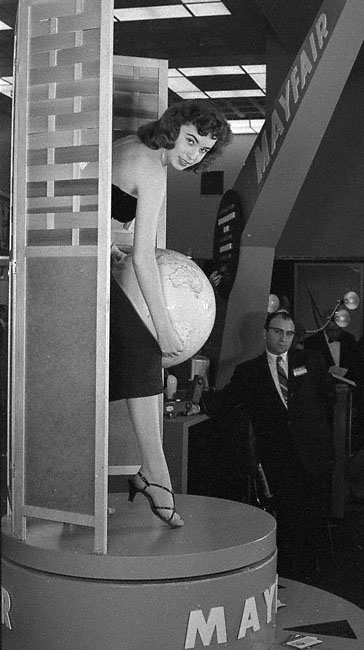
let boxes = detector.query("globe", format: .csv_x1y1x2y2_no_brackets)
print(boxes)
112,248,216,367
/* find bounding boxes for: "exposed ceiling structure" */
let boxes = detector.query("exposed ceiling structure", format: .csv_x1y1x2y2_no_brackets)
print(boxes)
1,0,325,131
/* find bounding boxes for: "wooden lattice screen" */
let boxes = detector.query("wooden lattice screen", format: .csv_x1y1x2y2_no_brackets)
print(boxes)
11,0,114,554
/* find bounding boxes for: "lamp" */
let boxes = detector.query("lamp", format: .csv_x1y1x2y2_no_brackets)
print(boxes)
333,309,351,328
267,294,280,313
304,291,360,335
343,291,360,310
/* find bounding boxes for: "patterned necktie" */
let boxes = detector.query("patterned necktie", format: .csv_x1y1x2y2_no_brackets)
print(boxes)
277,356,288,405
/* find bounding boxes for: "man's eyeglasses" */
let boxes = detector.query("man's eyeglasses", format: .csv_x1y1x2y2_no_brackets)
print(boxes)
268,327,295,339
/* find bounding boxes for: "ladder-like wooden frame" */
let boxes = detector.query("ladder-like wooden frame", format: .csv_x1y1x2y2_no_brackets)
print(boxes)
11,0,114,554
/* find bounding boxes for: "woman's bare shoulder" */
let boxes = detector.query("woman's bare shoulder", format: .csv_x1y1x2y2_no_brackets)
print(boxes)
113,137,164,192
112,135,142,163
113,136,161,169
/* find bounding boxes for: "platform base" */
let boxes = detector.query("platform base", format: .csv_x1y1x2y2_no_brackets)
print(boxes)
2,494,277,650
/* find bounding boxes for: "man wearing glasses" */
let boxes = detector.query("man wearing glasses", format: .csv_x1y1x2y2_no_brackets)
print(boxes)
217,309,336,580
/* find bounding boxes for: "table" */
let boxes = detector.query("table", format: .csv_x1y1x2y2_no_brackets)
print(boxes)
163,413,209,493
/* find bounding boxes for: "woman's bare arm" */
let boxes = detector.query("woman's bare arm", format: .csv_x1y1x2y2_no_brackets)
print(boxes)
130,150,183,358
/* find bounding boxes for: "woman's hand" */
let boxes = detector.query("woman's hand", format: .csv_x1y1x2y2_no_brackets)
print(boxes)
111,243,125,267
158,322,184,359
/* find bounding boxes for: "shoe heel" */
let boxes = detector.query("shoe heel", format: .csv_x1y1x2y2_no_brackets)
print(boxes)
128,479,138,503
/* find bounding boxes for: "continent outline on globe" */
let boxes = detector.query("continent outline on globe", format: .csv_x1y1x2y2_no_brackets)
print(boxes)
156,250,203,298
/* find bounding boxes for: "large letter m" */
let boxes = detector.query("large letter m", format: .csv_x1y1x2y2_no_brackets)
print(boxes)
184,606,227,648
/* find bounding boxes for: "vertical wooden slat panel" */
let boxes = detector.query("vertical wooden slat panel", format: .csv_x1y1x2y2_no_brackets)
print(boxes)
93,0,113,554
11,0,114,554
11,0,31,541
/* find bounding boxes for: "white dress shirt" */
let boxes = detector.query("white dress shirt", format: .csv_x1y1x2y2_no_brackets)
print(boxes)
266,349,288,408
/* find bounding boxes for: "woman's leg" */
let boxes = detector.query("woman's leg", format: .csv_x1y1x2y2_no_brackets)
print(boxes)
126,394,183,526
127,394,171,488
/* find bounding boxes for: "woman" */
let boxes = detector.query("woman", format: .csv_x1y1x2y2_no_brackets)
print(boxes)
110,99,232,528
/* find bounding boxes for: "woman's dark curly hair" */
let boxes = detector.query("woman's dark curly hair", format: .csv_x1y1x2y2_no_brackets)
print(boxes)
137,99,232,172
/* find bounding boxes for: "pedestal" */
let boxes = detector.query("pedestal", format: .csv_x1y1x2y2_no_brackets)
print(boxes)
2,494,277,650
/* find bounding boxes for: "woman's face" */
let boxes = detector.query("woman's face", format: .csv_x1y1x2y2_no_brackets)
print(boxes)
166,123,216,170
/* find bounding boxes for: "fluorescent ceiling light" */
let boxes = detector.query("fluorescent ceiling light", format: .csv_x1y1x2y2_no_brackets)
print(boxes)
243,65,266,74
177,91,208,99
168,77,201,93
0,77,13,98
114,6,190,21
186,2,231,16
114,2,230,22
229,119,265,134
206,89,264,98
178,66,245,76
170,65,266,94
168,69,265,100
229,120,253,134
248,73,266,91
168,69,184,77
0,20,12,30
243,65,266,90
250,119,265,133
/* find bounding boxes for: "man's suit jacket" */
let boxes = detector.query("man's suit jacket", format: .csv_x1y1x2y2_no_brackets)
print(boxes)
219,347,336,496
304,330,359,382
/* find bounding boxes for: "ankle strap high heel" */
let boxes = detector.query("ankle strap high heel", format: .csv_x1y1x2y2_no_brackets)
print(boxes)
128,471,184,528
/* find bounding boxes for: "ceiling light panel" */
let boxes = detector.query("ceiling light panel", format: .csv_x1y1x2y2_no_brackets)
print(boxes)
182,0,222,3
243,65,266,74
186,2,231,16
168,77,201,93
114,1,231,21
229,120,253,134
0,20,12,30
247,73,266,91
168,69,184,77
178,66,245,76
242,66,266,91
0,77,13,97
229,119,265,134
206,89,264,98
177,91,208,98
114,6,190,21
251,120,265,132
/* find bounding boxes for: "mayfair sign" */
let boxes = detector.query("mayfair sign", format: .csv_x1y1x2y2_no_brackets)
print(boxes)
254,0,346,185
184,579,277,649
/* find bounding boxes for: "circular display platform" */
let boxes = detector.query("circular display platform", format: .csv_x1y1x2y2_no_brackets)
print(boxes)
2,495,277,650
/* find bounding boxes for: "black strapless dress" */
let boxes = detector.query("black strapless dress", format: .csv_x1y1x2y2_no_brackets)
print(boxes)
109,185,163,401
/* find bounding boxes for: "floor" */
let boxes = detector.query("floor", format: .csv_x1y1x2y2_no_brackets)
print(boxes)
287,491,364,608
1,412,363,611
